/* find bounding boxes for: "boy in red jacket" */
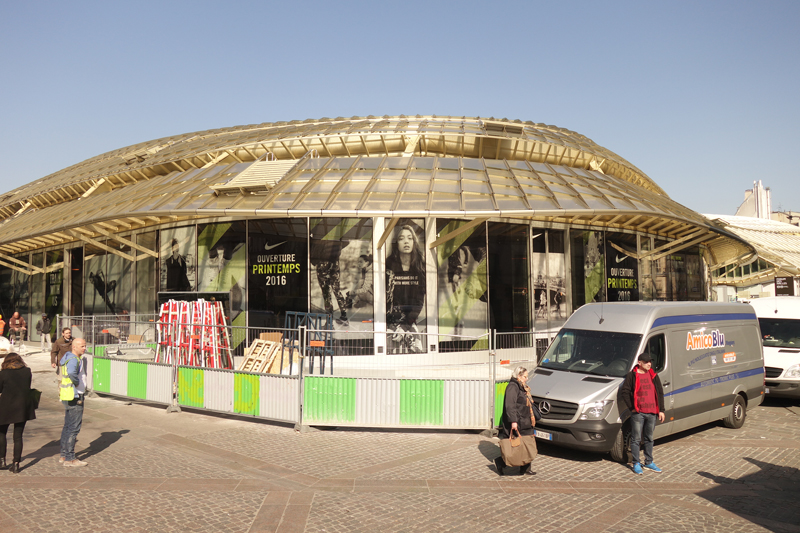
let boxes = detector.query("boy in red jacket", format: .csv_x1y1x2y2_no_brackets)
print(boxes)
619,352,665,474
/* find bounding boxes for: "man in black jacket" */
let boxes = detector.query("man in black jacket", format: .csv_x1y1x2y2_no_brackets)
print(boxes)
619,352,665,475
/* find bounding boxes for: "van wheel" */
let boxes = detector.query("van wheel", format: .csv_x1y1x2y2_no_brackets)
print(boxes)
610,426,631,463
723,395,746,429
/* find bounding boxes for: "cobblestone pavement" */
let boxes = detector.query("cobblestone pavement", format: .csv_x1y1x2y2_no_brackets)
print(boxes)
1,349,798,532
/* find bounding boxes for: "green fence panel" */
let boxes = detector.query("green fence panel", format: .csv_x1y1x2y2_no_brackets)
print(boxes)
304,377,356,423
178,367,204,408
400,380,444,426
88,345,107,357
93,357,111,393
494,381,509,427
234,373,260,416
127,362,148,399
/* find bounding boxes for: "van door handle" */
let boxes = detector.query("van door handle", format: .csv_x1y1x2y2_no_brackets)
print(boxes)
662,381,670,387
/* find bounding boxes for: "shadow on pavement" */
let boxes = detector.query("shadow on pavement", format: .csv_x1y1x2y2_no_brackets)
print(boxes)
697,457,800,532
78,429,130,461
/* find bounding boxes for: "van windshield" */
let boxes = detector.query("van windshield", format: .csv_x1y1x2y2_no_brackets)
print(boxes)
758,318,800,348
538,328,642,377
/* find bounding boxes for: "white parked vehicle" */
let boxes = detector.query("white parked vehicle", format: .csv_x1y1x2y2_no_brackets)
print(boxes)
746,296,800,400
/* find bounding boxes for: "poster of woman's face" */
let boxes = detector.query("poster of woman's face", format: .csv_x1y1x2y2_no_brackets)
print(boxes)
160,226,195,292
385,219,426,353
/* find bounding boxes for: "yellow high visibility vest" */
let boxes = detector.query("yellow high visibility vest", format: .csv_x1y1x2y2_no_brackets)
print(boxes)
59,355,78,401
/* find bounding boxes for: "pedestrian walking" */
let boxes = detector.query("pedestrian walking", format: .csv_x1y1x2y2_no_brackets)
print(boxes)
51,327,73,374
36,314,52,353
0,352,36,473
495,366,538,476
619,352,666,474
60,337,88,467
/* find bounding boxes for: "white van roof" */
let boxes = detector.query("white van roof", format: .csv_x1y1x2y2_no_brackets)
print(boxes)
567,301,756,335
746,296,800,319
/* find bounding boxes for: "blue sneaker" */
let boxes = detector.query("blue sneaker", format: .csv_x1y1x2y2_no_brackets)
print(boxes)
632,463,643,475
644,462,662,473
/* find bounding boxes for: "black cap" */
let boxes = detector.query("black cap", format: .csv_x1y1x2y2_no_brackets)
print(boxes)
637,352,652,363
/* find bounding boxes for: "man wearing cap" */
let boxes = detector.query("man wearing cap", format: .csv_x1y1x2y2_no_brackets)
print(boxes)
36,314,52,353
619,352,665,474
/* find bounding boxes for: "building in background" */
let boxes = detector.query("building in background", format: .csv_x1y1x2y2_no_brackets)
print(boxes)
0,116,755,357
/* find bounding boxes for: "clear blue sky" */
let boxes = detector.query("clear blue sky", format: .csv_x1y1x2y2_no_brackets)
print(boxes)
1,1,798,215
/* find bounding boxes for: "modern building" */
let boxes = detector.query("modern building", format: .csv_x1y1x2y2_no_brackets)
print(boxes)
0,116,755,357
707,214,800,301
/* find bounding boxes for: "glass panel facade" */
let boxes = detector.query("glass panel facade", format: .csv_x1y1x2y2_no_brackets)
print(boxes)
487,223,529,334
309,218,374,344
135,232,158,315
436,219,489,350
385,219,426,353
30,253,45,341
45,250,64,319
570,230,606,309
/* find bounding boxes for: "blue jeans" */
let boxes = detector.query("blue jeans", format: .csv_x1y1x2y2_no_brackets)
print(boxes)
61,397,84,461
630,412,657,466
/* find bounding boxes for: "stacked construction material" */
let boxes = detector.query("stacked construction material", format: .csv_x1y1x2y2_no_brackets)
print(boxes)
156,299,233,369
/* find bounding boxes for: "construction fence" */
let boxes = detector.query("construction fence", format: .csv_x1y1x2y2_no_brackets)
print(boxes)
59,314,556,430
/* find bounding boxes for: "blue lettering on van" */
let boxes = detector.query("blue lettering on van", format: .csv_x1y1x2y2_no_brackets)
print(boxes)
651,313,756,329
664,367,764,397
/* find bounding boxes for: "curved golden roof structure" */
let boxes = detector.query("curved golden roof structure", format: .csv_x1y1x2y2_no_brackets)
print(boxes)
0,115,752,269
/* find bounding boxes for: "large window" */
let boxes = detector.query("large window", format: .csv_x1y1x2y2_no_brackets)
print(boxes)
487,223,529,334
135,232,157,315
309,218,373,332
437,219,488,350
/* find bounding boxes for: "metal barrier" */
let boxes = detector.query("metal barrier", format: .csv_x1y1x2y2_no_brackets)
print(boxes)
92,356,173,405
177,366,300,423
63,312,553,431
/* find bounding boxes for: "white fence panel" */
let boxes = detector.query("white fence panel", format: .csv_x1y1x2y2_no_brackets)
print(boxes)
443,379,491,429
109,359,129,396
259,375,300,423
355,378,400,426
147,363,174,404
204,369,235,412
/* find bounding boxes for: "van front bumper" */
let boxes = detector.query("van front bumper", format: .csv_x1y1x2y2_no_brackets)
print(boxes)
766,380,800,398
534,420,621,453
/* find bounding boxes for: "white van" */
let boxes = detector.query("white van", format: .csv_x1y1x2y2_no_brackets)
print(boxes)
529,302,765,462
746,296,800,400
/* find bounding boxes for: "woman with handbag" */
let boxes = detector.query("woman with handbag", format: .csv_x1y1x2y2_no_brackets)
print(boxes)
0,352,36,473
496,366,539,476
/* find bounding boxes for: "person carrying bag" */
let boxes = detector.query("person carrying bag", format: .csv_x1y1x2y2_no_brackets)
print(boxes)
495,366,540,475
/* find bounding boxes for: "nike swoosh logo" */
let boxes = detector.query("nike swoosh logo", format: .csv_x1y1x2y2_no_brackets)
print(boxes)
615,254,628,263
264,241,286,251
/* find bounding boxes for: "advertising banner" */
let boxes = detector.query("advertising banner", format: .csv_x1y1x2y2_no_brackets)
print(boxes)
605,239,639,301
775,276,795,296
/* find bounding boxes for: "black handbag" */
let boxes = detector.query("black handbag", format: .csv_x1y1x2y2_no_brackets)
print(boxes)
30,388,42,410
532,402,542,422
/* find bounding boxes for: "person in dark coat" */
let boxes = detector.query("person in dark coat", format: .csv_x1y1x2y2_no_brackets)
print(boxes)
495,366,536,476
0,352,36,473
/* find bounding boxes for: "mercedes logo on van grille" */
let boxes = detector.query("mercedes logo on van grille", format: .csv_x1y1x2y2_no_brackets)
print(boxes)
538,401,551,415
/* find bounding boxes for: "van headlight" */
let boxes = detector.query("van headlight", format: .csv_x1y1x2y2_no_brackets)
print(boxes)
579,400,613,420
785,364,800,379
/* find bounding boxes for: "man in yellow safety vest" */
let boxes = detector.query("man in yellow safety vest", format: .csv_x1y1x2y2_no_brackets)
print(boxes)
59,337,88,467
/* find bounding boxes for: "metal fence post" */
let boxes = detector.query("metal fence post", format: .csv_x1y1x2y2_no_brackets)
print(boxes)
490,329,496,429
296,326,306,429
166,321,182,413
